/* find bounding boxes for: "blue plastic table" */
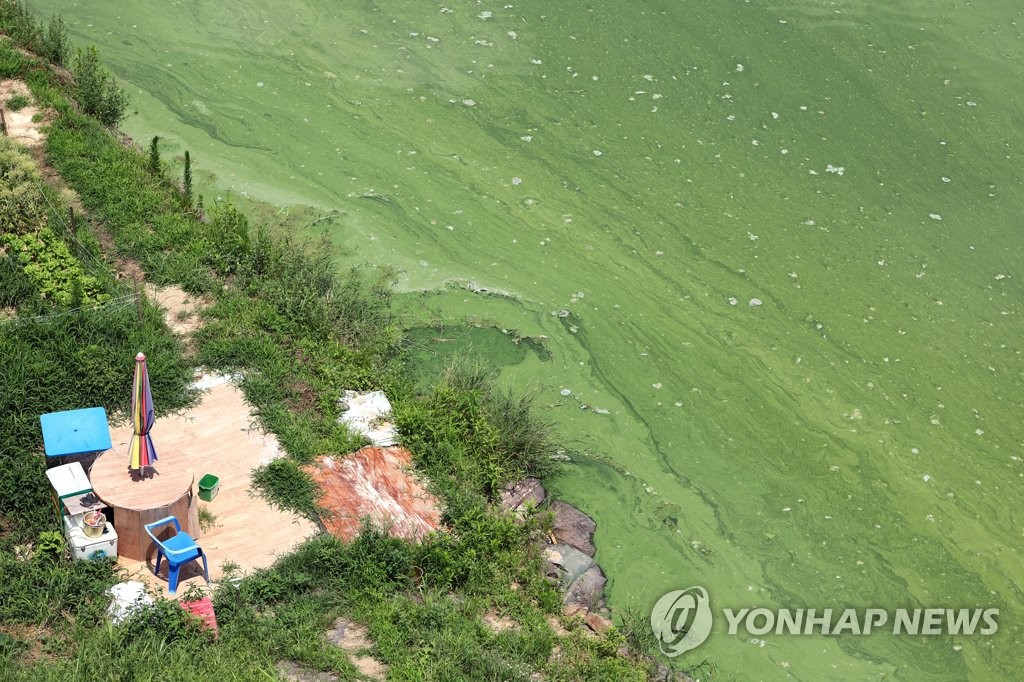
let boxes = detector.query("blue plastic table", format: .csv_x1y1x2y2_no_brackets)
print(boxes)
40,407,112,459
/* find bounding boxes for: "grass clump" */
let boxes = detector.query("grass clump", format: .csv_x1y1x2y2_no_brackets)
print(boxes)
5,93,29,110
250,458,322,520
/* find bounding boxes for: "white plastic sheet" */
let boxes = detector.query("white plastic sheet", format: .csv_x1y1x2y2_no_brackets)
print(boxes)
106,581,154,624
338,390,398,446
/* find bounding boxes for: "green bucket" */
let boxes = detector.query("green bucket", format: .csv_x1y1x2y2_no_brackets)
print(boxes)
198,474,220,502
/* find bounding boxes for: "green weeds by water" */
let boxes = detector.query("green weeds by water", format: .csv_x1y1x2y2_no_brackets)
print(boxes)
395,359,559,507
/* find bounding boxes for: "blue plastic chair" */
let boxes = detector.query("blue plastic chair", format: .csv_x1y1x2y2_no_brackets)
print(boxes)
144,516,209,595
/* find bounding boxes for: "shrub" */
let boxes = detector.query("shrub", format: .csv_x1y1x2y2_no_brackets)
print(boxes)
0,45,26,79
0,136,49,234
147,135,160,174
395,359,559,502
182,149,192,208
203,202,251,275
71,46,127,126
0,1,41,51
41,14,69,66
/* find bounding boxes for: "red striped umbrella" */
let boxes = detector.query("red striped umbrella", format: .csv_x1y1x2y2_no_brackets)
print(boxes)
128,352,158,471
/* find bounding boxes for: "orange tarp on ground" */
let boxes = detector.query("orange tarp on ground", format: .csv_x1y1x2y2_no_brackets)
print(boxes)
305,446,442,542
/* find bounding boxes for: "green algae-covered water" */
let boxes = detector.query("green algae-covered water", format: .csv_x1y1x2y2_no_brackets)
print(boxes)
40,1,1024,678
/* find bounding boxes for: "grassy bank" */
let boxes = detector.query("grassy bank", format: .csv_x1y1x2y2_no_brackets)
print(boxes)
0,7,677,679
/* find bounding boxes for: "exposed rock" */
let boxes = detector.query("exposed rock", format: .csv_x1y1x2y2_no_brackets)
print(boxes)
306,446,442,542
544,544,594,585
583,611,613,635
545,613,569,636
500,477,546,515
543,543,606,608
326,618,372,651
565,565,607,608
654,662,697,682
549,500,596,557
352,657,388,681
561,604,587,618
559,605,613,638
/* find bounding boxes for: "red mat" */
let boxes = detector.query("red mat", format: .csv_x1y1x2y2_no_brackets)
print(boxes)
181,597,219,636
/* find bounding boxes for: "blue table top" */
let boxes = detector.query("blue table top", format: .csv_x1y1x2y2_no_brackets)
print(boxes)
40,407,112,458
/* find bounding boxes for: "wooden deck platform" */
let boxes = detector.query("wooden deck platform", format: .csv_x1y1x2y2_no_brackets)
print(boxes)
105,374,318,597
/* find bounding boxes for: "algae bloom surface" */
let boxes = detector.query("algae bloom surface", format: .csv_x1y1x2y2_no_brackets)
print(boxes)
41,0,1024,678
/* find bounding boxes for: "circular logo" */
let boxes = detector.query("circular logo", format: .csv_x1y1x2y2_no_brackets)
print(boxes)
650,586,713,657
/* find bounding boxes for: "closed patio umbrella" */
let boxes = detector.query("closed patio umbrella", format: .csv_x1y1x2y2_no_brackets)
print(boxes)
128,352,158,471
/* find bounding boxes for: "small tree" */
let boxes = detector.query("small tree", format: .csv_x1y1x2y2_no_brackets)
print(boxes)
98,77,129,126
72,46,128,126
182,150,193,208
148,135,160,174
42,14,70,65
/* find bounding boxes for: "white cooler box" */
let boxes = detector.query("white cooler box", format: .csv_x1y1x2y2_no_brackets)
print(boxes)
63,514,118,561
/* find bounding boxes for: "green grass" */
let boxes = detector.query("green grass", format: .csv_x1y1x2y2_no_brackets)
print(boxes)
5,93,29,110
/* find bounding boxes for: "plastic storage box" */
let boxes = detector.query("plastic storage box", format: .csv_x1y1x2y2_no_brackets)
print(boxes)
64,515,118,560
198,474,220,502
46,462,104,518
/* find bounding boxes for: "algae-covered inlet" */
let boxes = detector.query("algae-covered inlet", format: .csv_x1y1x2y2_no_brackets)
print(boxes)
39,0,1023,678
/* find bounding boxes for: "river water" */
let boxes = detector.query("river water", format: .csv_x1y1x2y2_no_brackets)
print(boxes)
38,1,1023,678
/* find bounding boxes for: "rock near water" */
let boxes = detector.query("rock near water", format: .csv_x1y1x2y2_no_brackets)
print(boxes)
549,499,597,557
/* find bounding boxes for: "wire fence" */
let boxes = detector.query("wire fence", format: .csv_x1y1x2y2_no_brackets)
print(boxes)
0,160,142,326
0,292,139,325
30,174,121,283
